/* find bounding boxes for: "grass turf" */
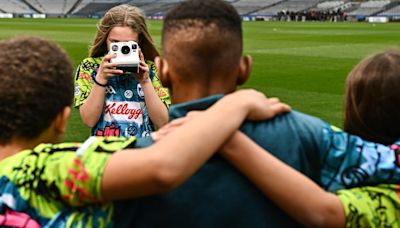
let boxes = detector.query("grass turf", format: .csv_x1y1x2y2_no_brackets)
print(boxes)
0,18,399,142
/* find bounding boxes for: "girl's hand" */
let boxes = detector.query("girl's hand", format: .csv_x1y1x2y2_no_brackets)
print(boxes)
134,49,150,84
95,53,124,84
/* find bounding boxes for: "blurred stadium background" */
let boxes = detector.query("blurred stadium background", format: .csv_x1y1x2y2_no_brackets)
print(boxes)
2,0,400,21
0,0,399,141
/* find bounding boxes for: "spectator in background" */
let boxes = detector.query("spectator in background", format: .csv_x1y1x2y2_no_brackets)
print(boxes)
74,4,170,138
0,36,284,227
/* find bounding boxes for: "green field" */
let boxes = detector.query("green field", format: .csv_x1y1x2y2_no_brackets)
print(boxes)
0,18,399,142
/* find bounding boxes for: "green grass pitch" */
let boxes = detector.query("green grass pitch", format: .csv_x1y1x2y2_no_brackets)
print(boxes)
0,18,399,142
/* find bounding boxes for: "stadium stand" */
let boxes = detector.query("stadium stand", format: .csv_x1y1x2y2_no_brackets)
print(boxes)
231,0,283,15
347,0,391,17
0,0,36,14
317,1,345,10
72,0,122,16
24,0,77,14
130,0,182,17
1,0,400,21
253,0,321,16
378,2,400,17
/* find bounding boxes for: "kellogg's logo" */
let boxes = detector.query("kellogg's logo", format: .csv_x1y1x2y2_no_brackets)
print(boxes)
104,102,143,120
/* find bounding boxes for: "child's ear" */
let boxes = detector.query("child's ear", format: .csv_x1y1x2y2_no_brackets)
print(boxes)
237,55,252,85
54,106,71,135
155,56,171,88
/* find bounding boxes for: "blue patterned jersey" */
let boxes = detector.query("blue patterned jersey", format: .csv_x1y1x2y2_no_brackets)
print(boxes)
321,125,400,191
74,57,170,138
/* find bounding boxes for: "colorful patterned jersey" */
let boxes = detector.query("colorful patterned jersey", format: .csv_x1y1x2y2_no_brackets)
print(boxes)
337,184,400,227
74,57,171,138
0,136,137,227
320,125,400,192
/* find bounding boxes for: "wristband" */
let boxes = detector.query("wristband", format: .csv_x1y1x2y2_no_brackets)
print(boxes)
93,77,108,87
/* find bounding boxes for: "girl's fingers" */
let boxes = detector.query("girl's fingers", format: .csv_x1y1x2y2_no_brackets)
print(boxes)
103,53,117,62
139,48,144,61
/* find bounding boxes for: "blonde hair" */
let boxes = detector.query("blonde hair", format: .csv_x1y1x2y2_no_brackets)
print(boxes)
89,4,159,61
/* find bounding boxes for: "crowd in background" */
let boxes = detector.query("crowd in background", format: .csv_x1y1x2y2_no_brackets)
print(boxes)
276,8,348,22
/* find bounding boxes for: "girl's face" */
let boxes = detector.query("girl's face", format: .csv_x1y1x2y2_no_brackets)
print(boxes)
107,26,139,51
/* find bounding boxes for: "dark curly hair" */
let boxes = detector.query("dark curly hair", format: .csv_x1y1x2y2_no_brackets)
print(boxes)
0,36,73,144
162,0,243,82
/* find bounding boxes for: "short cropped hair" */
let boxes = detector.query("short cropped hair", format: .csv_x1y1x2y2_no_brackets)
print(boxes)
162,0,243,81
0,37,73,144
344,49,400,145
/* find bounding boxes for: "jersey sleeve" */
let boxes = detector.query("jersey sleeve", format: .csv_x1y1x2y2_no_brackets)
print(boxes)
337,184,400,227
74,57,101,108
320,125,400,192
7,137,137,209
56,137,137,206
148,61,171,107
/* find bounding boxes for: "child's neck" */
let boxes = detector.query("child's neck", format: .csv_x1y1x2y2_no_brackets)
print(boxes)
0,138,43,161
0,144,25,161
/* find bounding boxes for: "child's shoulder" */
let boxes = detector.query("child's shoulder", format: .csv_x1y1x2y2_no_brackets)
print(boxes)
80,57,103,66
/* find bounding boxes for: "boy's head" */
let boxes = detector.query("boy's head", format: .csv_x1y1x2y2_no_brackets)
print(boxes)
0,37,73,145
157,0,251,103
344,49,400,145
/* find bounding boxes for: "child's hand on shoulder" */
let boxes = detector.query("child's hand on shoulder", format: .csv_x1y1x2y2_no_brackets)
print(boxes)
227,89,291,121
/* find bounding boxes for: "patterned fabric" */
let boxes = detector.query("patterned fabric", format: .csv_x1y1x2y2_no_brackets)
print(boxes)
0,136,137,227
74,57,170,138
337,184,400,227
320,126,400,192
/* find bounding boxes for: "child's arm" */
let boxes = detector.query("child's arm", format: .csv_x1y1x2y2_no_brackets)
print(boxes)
79,54,123,127
220,132,346,228
101,90,291,201
139,78,169,128
135,51,169,128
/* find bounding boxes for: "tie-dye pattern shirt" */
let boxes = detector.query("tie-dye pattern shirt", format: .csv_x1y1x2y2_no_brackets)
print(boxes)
74,57,170,138
337,184,400,227
0,137,136,227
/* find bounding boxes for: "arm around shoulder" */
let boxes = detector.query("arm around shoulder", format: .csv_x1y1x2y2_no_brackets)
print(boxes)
220,132,346,228
101,89,279,201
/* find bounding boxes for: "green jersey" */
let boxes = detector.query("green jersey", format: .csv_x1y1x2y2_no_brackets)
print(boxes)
0,136,136,227
338,184,400,227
